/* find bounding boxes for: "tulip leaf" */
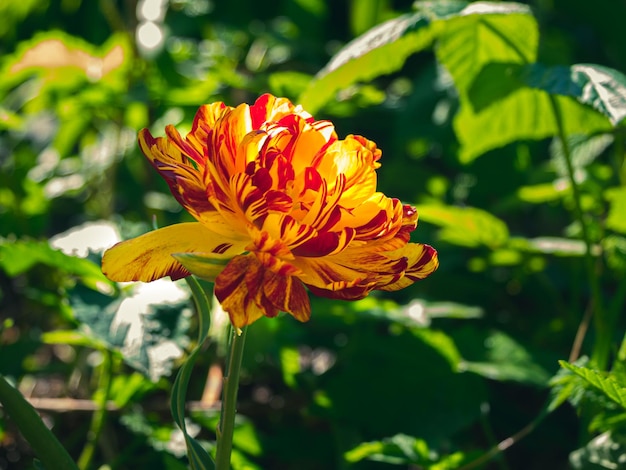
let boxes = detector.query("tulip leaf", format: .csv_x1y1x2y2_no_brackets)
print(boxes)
170,276,215,469
0,375,79,470
172,252,232,283
417,204,509,248
559,361,626,410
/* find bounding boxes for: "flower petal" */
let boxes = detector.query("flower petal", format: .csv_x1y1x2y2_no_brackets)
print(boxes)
380,243,439,291
102,222,244,283
214,254,311,327
214,255,268,327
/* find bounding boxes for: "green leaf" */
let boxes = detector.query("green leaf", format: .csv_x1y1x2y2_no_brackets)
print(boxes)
455,88,611,163
344,434,431,464
570,431,626,470
605,187,626,234
517,181,571,203
560,361,626,409
473,63,626,126
298,4,451,113
458,329,552,387
417,204,509,248
436,2,537,97
0,375,78,470
170,276,215,469
516,236,588,257
345,433,467,467
172,252,232,283
68,282,191,381
458,62,621,162
0,240,113,292
299,1,535,114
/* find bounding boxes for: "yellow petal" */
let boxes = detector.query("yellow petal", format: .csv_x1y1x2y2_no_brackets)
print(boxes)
102,222,245,283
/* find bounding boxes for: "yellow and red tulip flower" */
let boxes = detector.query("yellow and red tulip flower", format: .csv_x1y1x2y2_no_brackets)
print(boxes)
102,94,438,328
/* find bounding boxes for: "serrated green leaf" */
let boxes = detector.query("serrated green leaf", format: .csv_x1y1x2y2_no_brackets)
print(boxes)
460,330,551,387
417,204,509,248
69,282,191,381
455,87,612,163
470,62,626,126
299,11,439,113
560,361,626,410
436,2,537,97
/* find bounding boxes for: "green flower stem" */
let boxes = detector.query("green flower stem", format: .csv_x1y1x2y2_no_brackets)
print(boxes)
549,95,607,369
77,349,114,470
0,374,78,470
215,326,248,470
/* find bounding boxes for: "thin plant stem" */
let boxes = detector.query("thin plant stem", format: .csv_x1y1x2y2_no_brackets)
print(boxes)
77,349,114,470
459,404,550,470
215,326,248,470
548,95,607,369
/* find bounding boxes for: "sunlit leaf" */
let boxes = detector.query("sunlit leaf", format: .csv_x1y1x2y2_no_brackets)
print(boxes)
417,204,509,248
603,235,626,271
0,240,113,292
298,1,472,113
1,30,130,91
170,276,215,469
473,63,626,126
517,181,570,203
605,187,626,235
67,281,191,382
280,346,300,388
344,434,431,464
560,361,626,409
436,2,537,97
455,87,611,163
516,237,589,257
570,431,626,470
550,134,614,178
345,433,467,467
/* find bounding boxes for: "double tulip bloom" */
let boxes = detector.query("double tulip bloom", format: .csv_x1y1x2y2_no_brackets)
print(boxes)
102,94,438,327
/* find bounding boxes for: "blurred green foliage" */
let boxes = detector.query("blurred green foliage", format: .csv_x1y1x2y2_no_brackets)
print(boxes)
2,0,626,469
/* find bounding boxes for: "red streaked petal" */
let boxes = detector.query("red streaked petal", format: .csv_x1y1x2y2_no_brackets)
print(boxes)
293,248,407,292
214,255,266,328
380,243,439,291
264,271,311,322
102,222,243,283
214,253,310,327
